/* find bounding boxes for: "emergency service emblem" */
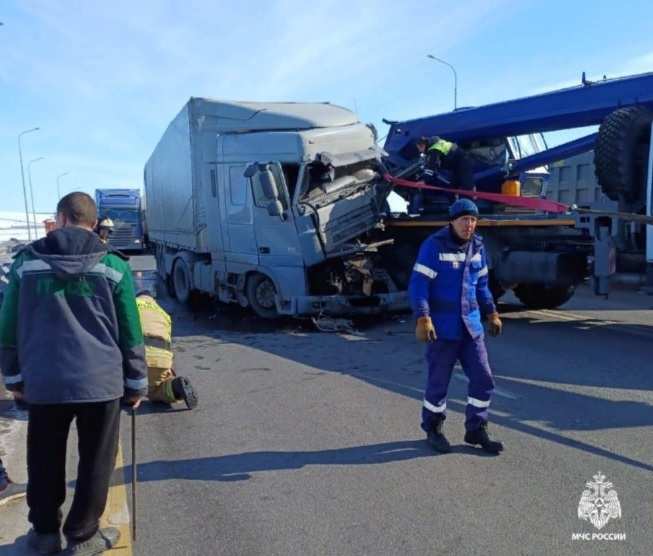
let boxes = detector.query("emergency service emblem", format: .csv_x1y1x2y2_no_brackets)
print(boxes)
577,472,622,530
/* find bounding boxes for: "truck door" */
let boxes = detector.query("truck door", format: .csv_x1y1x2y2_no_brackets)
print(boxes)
223,164,259,265
205,162,226,273
249,163,303,268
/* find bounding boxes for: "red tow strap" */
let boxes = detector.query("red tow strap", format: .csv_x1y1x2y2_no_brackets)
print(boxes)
383,173,569,214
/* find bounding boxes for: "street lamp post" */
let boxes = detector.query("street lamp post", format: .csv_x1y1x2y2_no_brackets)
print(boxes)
56,171,70,200
426,54,458,110
18,127,40,240
28,157,45,237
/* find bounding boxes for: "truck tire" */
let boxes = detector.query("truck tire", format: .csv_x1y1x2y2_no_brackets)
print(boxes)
513,283,575,310
246,274,279,319
172,258,192,304
594,106,653,206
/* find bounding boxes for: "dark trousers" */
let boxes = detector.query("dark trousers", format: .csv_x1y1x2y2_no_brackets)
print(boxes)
27,400,120,541
443,148,475,190
421,331,494,433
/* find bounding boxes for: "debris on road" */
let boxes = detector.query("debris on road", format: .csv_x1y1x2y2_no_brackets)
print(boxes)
311,315,355,334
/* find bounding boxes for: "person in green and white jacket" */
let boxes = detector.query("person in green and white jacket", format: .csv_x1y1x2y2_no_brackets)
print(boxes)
0,192,147,555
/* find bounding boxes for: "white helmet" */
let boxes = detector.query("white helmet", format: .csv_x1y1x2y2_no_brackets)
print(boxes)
98,217,114,229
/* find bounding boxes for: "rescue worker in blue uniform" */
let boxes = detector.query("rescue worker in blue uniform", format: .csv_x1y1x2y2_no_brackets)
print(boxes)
409,198,504,454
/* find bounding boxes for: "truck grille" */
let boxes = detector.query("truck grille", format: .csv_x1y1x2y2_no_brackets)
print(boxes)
110,224,138,248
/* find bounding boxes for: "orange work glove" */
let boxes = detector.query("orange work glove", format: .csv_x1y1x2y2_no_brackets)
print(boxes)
416,316,437,342
487,312,503,336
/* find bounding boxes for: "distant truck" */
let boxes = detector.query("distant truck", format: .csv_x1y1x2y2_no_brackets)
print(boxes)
95,189,146,251
144,99,405,318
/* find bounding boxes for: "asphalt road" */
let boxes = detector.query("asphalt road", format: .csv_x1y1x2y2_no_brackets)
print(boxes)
116,277,653,556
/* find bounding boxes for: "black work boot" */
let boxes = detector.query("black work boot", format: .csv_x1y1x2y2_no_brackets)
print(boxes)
172,377,199,410
27,529,63,554
464,423,504,454
426,417,451,453
63,527,120,555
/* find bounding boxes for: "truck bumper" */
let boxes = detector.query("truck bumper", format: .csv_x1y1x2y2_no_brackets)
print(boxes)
288,291,409,316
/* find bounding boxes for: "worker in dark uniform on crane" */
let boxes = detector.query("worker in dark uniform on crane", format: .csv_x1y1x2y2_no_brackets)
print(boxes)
407,136,475,214
415,136,475,191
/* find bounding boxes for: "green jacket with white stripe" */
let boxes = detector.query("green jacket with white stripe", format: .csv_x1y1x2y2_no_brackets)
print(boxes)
0,226,147,404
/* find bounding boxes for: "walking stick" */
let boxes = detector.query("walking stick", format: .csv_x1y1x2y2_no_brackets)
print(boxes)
131,406,137,542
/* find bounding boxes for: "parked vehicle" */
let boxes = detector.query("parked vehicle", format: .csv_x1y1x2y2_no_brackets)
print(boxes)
95,189,146,251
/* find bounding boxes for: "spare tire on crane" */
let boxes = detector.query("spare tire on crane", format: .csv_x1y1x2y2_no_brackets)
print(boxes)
594,106,653,209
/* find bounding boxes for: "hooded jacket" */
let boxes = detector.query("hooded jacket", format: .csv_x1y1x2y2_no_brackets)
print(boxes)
0,226,147,404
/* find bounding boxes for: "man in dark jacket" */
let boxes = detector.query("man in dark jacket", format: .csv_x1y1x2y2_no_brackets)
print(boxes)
0,192,148,555
415,136,475,191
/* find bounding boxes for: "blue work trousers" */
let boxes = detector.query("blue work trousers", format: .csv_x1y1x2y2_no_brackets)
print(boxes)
421,330,494,432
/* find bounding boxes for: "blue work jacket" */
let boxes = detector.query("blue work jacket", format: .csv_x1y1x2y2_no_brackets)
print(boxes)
409,226,496,340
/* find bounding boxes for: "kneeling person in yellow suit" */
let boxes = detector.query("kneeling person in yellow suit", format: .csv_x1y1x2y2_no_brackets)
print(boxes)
136,289,198,409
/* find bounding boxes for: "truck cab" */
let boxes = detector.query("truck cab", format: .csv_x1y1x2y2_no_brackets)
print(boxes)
95,189,145,251
146,99,405,318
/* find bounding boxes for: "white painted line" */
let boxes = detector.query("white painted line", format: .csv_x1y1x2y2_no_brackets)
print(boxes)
530,309,653,340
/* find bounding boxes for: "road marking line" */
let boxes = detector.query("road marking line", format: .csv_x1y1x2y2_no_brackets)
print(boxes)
528,309,653,339
101,441,133,555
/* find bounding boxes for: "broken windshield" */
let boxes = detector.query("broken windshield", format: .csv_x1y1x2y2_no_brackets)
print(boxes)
300,159,380,202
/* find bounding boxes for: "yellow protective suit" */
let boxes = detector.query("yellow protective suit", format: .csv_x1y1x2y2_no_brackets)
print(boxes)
136,295,177,403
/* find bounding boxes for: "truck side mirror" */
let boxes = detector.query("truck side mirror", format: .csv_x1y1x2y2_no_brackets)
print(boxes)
259,168,280,200
267,200,284,218
245,163,281,201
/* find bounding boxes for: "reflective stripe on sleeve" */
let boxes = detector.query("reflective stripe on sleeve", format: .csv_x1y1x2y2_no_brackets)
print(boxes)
91,263,124,284
413,263,437,279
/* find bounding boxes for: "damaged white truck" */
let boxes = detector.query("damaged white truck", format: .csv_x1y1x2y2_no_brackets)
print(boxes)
144,99,405,318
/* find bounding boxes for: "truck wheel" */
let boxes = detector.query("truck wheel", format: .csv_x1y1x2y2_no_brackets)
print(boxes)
594,106,653,206
246,274,279,319
172,258,192,304
513,283,575,310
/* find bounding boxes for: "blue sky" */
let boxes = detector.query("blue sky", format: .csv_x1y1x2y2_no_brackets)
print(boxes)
1,0,652,214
